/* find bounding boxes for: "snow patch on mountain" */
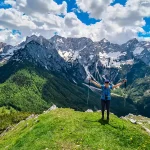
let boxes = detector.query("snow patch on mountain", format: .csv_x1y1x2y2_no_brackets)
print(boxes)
0,45,25,64
0,48,3,53
145,43,150,46
73,51,79,60
133,47,144,56
89,54,94,60
98,52,122,68
107,51,126,59
58,50,72,61
4,47,17,56
99,52,108,59
124,59,134,65
57,38,64,44
84,65,91,78
58,50,79,62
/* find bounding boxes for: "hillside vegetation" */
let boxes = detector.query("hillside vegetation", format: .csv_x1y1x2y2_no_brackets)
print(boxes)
0,61,136,116
0,108,150,150
0,61,102,113
0,107,30,134
127,76,150,117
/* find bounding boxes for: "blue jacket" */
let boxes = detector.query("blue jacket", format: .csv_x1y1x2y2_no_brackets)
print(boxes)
101,85,113,100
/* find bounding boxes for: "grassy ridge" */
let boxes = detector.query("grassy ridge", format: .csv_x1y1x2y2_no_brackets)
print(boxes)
0,108,150,150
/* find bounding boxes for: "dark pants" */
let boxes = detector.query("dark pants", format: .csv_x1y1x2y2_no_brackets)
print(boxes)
101,100,110,119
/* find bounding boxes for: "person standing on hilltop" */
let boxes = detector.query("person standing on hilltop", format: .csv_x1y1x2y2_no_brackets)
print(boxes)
89,78,127,121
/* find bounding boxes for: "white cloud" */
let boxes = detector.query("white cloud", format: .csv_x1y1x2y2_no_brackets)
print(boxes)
0,0,150,45
126,0,150,17
0,8,37,30
76,0,114,19
0,29,23,45
138,37,150,41
75,0,150,44
4,0,67,15
99,0,150,43
16,0,67,15
0,0,66,45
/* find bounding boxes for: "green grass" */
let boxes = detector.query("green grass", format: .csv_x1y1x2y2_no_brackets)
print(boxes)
0,107,30,134
0,108,150,150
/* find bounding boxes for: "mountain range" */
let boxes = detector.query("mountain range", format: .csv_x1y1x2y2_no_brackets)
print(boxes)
1,35,150,82
0,35,150,117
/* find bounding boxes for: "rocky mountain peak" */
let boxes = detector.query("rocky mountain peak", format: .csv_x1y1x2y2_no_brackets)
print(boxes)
122,38,139,49
100,38,109,43
0,42,7,49
51,35,64,40
128,38,139,43
25,35,47,45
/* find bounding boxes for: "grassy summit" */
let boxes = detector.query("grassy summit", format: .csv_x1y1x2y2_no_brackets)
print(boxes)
0,108,150,150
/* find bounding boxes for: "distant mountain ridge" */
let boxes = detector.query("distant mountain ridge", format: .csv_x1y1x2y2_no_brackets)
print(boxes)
1,35,150,83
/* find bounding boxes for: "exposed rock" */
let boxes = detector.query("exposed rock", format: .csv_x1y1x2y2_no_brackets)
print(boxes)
129,119,137,124
85,109,93,112
137,122,142,125
34,115,39,119
26,114,35,120
143,126,150,134
43,105,58,114
123,114,150,134
48,104,57,111
35,120,40,123
128,113,134,117
5,126,11,132
97,110,101,112
0,126,11,137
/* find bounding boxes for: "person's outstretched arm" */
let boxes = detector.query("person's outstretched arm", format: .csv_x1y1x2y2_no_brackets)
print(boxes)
113,79,127,89
90,79,101,88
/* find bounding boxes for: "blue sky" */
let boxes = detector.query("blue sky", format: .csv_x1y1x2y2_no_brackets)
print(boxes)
54,0,100,25
140,17,150,37
0,0,150,45
0,0,11,9
54,0,128,25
